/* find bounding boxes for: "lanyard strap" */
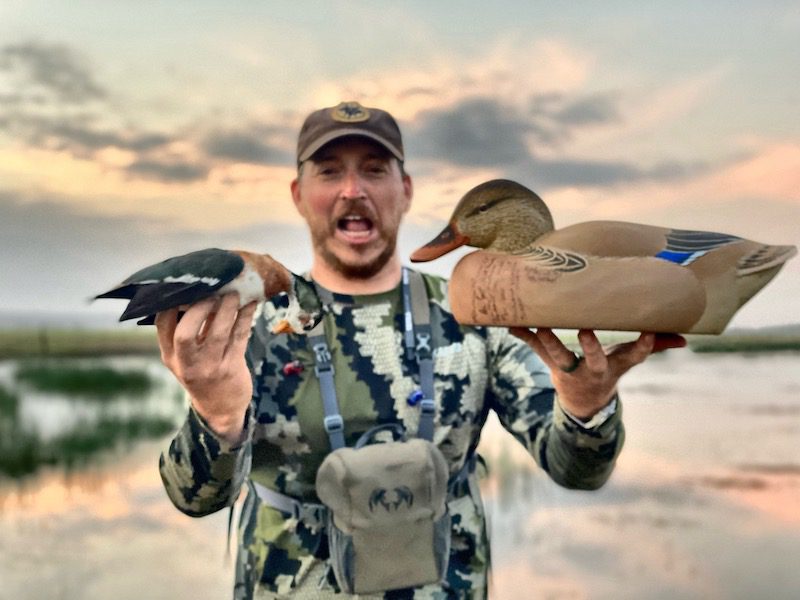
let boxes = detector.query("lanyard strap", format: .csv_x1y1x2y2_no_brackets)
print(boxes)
309,268,435,450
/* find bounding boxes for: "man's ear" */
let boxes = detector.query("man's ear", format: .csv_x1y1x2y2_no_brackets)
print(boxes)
401,173,413,214
290,177,305,217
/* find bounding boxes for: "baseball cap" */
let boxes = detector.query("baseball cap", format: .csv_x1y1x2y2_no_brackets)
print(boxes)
296,101,404,164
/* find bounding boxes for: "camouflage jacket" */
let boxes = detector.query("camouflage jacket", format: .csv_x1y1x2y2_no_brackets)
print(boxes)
159,271,625,599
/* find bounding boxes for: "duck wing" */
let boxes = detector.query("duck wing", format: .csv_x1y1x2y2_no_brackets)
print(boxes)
654,229,743,266
95,248,245,322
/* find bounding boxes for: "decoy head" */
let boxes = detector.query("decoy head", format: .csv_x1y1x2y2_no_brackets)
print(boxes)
410,179,554,261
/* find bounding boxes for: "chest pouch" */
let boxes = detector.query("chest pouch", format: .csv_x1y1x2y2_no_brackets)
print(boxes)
307,269,449,593
315,425,451,594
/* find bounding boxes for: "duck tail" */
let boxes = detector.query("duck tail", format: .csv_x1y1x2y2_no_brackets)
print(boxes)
737,244,797,276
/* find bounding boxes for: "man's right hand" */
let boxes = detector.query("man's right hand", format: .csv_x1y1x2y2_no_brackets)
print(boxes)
155,293,258,445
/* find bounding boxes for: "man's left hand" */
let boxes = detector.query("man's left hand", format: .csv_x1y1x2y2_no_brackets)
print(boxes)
510,328,686,420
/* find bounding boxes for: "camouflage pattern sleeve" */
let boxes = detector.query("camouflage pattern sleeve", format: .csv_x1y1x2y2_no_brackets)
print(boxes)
486,327,625,490
159,405,254,516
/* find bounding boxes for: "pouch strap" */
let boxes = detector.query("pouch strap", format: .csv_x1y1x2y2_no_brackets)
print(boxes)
252,480,328,528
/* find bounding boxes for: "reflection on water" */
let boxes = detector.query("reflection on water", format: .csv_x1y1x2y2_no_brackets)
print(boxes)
1,351,799,599
0,357,185,478
483,350,800,600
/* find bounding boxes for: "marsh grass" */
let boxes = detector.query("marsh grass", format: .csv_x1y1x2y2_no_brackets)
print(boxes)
0,328,159,359
15,362,155,397
685,334,800,353
0,415,176,478
1,357,177,477
0,383,17,416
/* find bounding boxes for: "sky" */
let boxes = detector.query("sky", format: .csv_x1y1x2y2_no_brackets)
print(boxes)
1,1,798,328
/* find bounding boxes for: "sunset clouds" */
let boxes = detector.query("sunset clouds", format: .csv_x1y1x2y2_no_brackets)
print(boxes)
1,3,797,324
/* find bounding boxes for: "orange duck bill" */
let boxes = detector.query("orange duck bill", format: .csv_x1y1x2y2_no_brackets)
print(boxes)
410,222,470,262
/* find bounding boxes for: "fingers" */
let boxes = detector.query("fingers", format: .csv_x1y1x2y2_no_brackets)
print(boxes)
510,327,580,373
168,294,238,366
509,327,546,356
155,307,180,358
653,333,687,353
576,329,608,373
605,332,655,376
224,301,258,360
513,327,687,381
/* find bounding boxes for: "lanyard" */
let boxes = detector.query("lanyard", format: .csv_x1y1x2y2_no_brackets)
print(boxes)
308,268,435,450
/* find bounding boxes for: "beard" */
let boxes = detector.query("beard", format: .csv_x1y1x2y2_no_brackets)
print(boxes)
312,227,399,280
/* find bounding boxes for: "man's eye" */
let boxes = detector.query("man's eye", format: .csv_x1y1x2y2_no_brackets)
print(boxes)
365,164,388,175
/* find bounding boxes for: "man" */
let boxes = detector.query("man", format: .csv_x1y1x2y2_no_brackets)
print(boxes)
157,101,684,599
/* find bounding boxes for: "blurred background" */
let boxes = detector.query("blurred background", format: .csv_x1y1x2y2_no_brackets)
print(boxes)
1,2,798,599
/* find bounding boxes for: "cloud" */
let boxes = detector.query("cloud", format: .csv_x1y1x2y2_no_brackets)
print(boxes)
0,189,313,313
2,112,172,155
0,38,297,183
411,98,534,167
549,92,621,127
408,95,705,188
202,126,294,166
310,38,594,123
125,158,210,183
0,41,106,104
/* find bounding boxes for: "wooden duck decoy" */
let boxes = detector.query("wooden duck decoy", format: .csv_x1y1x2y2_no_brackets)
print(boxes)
410,179,796,334
95,248,322,333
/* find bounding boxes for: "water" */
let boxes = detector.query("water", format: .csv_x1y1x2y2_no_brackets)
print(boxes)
0,352,798,599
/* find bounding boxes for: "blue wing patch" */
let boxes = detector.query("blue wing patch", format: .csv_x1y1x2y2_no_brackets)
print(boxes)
655,229,741,266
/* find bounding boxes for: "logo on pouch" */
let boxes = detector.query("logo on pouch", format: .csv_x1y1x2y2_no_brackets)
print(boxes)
369,486,414,512
331,101,370,123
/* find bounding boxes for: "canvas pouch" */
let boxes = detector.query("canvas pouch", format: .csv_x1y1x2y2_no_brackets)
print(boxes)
315,428,451,594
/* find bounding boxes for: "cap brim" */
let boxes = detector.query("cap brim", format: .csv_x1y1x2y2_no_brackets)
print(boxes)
298,128,404,163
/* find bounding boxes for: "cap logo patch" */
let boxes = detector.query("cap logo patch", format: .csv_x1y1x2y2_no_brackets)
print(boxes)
331,101,370,123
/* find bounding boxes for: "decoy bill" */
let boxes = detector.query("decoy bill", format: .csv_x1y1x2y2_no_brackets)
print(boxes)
94,248,322,333
411,179,796,334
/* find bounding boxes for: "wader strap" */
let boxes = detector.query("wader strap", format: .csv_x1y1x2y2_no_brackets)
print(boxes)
311,269,436,446
404,269,435,441
308,319,345,451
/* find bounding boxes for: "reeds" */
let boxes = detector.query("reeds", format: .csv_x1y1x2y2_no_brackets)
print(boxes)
15,363,155,397
0,360,178,478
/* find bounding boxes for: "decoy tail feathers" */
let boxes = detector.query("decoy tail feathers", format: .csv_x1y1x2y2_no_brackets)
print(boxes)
737,244,797,276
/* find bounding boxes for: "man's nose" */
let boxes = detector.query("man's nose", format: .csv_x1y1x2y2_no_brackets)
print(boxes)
340,171,365,199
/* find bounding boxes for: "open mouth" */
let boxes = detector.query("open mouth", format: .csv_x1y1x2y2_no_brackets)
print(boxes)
337,215,375,241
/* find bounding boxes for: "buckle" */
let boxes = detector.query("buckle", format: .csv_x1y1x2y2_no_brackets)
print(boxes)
312,342,332,365
420,398,435,416
415,332,432,356
324,414,344,434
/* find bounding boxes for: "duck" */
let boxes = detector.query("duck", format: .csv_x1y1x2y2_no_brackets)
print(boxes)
410,179,797,334
94,248,322,334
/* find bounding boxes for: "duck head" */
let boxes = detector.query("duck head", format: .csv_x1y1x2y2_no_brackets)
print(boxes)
271,275,323,334
410,179,554,262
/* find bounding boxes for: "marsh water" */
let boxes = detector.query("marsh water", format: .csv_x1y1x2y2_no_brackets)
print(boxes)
0,351,798,599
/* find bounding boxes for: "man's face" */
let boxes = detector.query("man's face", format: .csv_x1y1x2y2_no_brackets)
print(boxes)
291,138,412,280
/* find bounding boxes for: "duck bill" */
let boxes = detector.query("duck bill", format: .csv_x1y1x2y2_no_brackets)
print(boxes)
271,319,294,335
410,222,469,262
